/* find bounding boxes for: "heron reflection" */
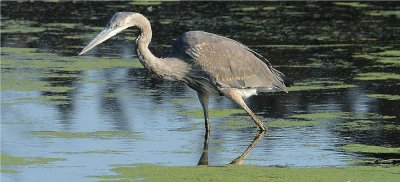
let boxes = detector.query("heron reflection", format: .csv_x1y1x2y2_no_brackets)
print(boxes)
198,131,266,165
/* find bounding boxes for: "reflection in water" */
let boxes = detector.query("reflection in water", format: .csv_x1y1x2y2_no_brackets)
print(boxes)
229,131,265,165
198,131,266,165
99,69,131,130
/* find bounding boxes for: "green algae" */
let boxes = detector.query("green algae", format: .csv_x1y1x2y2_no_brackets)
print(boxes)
347,157,400,166
1,47,144,71
172,122,202,132
355,72,400,81
44,22,79,29
366,10,400,19
217,116,253,129
179,108,245,118
56,150,127,155
353,50,400,66
374,50,400,57
1,19,46,33
336,120,400,132
334,2,370,8
168,98,195,104
129,1,163,6
30,131,143,140
18,95,69,101
1,56,143,71
288,80,357,92
267,119,320,128
262,6,277,11
0,169,19,174
337,120,376,132
1,47,37,53
0,154,64,166
254,44,356,50
1,46,143,93
218,116,320,129
291,112,346,120
92,164,400,182
342,144,400,154
1,78,74,93
291,112,395,121
366,94,400,101
230,7,259,12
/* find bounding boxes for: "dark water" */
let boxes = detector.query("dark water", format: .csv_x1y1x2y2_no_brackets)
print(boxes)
1,1,399,181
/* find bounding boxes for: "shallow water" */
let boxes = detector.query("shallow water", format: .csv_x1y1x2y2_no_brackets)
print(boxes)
1,1,400,181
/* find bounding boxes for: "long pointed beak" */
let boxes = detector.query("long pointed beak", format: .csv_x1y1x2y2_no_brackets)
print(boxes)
78,27,125,56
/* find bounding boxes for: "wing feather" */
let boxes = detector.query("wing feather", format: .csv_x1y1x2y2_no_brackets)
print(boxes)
169,31,291,93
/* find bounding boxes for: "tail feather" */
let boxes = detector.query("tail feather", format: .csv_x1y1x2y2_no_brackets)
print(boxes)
243,45,293,89
272,68,293,87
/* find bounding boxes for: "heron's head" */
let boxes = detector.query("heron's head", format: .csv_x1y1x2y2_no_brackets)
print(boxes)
79,12,145,55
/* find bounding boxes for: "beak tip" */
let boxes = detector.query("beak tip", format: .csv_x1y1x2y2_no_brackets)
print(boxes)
78,50,86,56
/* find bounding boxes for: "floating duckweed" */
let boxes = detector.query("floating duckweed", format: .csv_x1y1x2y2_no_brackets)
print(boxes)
171,122,201,132
0,154,64,166
44,22,78,29
366,94,400,101
288,80,357,92
267,119,321,128
291,112,395,121
253,44,355,50
353,50,400,66
374,50,400,57
1,47,144,71
366,10,400,18
169,98,195,104
179,109,245,118
1,46,144,93
218,117,321,129
1,20,46,33
342,144,400,154
355,72,400,81
91,164,400,182
217,117,253,129
334,2,370,8
262,6,277,11
336,120,400,132
347,157,400,166
1,47,37,53
0,169,19,174
129,1,162,6
0,78,74,92
336,120,376,132
56,150,127,155
16,95,71,105
230,7,259,12
30,131,143,140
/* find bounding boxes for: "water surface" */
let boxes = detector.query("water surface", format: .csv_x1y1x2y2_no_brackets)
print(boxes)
1,1,399,181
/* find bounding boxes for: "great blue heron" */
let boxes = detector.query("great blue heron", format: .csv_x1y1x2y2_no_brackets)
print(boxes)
79,12,292,132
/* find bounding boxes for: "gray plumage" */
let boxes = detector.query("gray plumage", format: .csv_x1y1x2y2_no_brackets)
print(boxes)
169,31,290,95
79,12,292,132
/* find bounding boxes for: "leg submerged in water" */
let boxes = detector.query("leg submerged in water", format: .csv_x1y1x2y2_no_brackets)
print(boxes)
197,92,211,132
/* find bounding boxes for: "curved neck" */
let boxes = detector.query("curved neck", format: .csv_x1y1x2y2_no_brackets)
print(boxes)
133,16,189,81
135,18,159,74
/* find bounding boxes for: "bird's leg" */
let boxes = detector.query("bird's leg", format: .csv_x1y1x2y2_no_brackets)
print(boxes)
197,92,210,133
197,128,210,165
220,88,267,131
